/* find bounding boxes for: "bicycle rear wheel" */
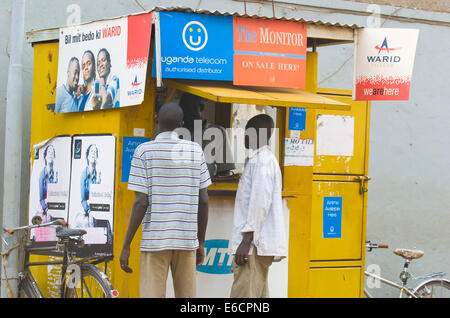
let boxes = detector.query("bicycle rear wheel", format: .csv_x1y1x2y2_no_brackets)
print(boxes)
414,279,450,298
64,264,116,298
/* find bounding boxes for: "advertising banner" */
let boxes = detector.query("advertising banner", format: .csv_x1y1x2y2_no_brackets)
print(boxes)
28,136,72,242
154,12,307,89
55,13,152,113
68,135,116,256
353,28,419,101
153,12,234,81
233,17,307,88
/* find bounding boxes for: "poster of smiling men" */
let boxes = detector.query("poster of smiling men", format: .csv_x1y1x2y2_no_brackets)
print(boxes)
55,13,152,113
28,136,72,242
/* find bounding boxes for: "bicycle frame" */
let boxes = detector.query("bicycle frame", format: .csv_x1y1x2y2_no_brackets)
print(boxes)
365,268,447,298
364,270,418,298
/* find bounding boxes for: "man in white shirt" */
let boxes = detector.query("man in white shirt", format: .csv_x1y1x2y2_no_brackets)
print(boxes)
229,114,287,298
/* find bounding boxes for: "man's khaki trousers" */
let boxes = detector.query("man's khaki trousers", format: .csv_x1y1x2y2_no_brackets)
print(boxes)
230,248,274,298
139,250,196,298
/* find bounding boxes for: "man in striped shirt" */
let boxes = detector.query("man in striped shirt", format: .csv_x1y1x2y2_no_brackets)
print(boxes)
120,102,211,298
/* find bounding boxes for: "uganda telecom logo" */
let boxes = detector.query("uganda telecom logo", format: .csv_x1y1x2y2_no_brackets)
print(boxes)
153,11,233,81
183,21,208,51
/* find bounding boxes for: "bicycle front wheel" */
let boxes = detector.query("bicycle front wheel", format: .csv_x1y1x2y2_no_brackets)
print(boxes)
414,279,450,298
64,264,116,298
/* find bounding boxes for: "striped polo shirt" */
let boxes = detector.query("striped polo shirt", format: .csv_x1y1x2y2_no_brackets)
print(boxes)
128,131,211,252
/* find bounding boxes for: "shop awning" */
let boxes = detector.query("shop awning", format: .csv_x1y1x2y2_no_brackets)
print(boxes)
164,79,350,110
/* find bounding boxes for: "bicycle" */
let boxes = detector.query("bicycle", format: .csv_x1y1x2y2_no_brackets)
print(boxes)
364,241,450,298
1,216,118,298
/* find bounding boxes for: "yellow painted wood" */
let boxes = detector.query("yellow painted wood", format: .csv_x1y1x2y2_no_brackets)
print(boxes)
284,52,319,298
310,260,362,268
310,181,364,261
29,41,154,298
313,94,369,175
308,267,362,298
163,79,350,110
29,40,370,298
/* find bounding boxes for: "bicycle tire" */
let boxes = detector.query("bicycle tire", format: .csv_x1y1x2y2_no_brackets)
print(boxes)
18,275,39,298
64,264,116,298
413,278,450,298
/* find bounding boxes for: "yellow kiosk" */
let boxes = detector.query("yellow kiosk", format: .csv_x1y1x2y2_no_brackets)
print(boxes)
26,9,370,298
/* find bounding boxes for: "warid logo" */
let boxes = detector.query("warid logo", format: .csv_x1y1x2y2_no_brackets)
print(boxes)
197,239,233,274
182,21,208,51
128,75,143,96
367,37,402,63
131,75,142,86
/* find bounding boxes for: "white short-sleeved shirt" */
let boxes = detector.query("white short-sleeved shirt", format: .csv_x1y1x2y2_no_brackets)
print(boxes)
128,131,211,251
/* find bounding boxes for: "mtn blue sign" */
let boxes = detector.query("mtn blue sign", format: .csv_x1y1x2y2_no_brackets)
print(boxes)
323,197,342,238
153,12,233,81
197,239,233,275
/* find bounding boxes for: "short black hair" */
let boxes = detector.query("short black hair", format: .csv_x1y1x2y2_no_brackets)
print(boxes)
97,48,111,64
158,102,184,131
246,114,274,130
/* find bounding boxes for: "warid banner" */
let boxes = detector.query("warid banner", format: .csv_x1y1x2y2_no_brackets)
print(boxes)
353,28,419,101
233,17,307,89
55,13,152,113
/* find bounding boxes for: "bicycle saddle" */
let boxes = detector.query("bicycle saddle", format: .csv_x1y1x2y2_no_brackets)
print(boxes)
394,248,424,260
56,228,87,238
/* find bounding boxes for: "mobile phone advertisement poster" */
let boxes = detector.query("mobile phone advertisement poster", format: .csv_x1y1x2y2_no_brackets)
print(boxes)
55,13,152,113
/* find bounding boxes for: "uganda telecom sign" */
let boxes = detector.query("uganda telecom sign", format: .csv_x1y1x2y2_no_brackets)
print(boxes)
353,28,419,101
153,12,234,81
154,12,307,89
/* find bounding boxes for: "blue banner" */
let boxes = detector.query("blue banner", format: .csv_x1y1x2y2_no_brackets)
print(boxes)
288,107,306,131
323,197,342,238
153,12,234,81
121,136,150,182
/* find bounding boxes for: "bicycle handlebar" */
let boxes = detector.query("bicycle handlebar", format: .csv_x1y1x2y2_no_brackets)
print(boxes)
3,219,68,235
366,241,389,251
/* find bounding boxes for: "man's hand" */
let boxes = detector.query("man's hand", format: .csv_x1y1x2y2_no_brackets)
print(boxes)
92,94,101,110
196,244,205,268
235,232,253,266
120,246,133,273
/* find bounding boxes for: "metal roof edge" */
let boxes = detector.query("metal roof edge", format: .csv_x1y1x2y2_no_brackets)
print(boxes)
26,6,357,44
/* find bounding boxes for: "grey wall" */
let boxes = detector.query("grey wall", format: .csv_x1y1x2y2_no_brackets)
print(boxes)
0,0,449,297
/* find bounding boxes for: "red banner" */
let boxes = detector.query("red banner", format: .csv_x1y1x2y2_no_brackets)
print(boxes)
233,17,307,88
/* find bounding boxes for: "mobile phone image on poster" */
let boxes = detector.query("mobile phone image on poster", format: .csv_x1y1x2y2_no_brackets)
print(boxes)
28,136,72,242
68,134,116,256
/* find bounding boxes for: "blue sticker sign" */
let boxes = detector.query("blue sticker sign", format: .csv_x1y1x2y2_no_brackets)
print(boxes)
153,12,234,81
121,137,150,182
323,197,342,238
288,107,306,131
197,239,233,275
